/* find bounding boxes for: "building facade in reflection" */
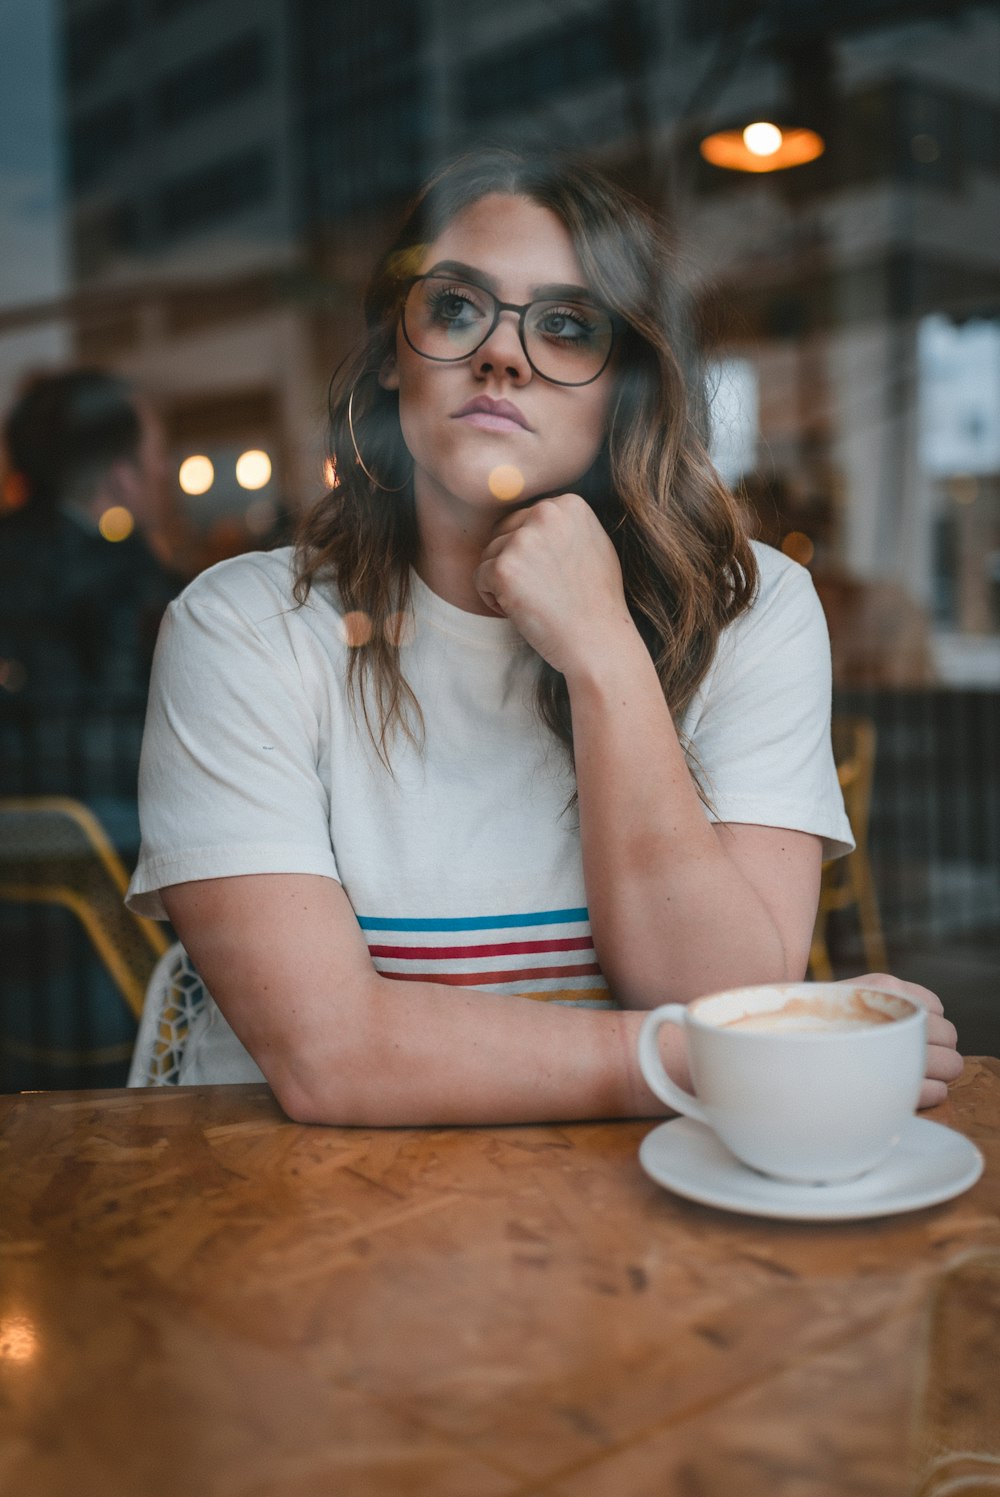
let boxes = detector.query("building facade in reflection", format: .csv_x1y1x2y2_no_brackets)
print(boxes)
55,0,1000,684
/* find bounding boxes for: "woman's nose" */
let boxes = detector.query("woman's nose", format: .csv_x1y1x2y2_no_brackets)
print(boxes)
471,310,531,383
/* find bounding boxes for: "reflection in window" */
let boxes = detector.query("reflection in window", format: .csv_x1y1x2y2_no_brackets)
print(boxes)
296,0,424,219
73,200,141,278
155,32,268,128
151,0,215,17
461,17,612,122
70,97,137,190
706,357,759,485
65,1,132,87
921,317,1000,641
919,315,1000,478
158,148,273,239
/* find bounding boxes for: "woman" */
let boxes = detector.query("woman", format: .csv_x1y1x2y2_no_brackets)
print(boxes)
126,150,961,1123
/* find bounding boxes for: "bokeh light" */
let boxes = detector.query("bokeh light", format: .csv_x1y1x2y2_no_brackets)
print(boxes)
98,505,134,542
488,464,525,502
743,122,783,157
179,455,214,495
235,449,272,490
0,1315,38,1363
340,610,373,647
781,530,815,566
1,472,29,511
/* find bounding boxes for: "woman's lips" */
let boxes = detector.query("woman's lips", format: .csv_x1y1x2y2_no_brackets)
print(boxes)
454,410,527,433
451,397,531,433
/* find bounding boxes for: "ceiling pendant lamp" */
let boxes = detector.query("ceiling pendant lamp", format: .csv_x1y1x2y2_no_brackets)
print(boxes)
699,35,832,175
699,119,825,173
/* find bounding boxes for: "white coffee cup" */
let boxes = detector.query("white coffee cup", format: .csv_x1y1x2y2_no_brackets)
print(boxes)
638,982,927,1184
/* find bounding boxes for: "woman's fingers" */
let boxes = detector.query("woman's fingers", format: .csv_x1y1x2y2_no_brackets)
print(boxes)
926,1010,959,1053
919,1044,964,1109
844,971,945,1016
843,972,963,1110
918,1078,949,1110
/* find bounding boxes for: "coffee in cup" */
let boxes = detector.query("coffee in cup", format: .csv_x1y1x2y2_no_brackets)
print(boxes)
638,982,926,1184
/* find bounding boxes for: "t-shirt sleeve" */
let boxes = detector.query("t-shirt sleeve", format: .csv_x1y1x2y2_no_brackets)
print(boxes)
686,556,854,861
125,589,340,919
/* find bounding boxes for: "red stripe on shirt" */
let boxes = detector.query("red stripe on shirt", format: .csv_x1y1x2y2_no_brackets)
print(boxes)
381,962,602,987
367,936,594,960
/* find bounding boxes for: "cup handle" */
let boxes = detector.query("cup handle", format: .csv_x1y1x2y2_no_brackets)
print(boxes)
637,1004,709,1124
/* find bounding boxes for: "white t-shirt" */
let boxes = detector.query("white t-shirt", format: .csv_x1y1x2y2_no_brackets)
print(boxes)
126,541,853,1082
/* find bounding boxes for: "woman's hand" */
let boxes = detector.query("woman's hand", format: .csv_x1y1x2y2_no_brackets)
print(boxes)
842,973,963,1109
473,493,634,677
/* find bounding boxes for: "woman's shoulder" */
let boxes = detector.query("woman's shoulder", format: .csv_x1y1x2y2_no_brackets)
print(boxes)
175,547,342,626
733,541,824,640
748,539,816,606
703,542,827,689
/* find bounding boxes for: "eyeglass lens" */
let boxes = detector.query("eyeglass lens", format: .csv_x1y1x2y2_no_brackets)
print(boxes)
403,277,614,385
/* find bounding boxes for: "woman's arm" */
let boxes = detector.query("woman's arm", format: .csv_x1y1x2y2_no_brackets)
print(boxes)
475,494,820,1006
568,629,821,1004
473,496,963,1106
160,872,687,1127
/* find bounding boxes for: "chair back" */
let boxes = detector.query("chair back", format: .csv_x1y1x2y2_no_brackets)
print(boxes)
809,715,888,978
0,795,168,1019
128,941,209,1086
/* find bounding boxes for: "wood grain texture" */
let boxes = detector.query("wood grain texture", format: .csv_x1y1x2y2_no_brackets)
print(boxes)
1,1060,998,1497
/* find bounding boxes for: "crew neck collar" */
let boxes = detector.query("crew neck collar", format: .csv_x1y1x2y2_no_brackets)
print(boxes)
409,568,523,649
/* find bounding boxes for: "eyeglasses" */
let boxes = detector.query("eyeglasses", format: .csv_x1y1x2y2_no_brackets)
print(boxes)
401,274,617,387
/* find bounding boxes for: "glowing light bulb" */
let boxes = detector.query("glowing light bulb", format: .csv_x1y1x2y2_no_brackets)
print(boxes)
98,505,135,542
235,449,272,490
179,456,214,496
743,122,783,157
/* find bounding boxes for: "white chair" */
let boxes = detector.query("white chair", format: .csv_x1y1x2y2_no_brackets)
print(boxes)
127,940,209,1086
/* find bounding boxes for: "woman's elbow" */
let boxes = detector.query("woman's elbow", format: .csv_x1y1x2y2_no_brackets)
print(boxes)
263,1027,394,1127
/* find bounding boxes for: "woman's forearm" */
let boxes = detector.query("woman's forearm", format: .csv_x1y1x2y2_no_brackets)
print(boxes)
566,627,795,1007
164,873,688,1130
274,975,683,1128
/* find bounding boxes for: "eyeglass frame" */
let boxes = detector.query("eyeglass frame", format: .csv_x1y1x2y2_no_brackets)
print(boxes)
399,273,620,388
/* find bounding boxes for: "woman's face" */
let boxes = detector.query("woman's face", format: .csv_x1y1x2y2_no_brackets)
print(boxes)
381,194,614,523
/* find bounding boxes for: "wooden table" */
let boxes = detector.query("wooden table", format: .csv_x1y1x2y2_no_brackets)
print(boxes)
2,1061,999,1497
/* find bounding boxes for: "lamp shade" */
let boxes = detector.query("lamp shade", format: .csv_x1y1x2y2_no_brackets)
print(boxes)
700,120,825,173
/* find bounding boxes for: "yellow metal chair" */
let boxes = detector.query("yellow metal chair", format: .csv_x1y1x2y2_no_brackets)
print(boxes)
0,796,169,1025
809,716,888,979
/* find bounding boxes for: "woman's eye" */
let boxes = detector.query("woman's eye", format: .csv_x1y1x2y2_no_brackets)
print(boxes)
536,307,597,342
426,284,488,324
439,295,473,321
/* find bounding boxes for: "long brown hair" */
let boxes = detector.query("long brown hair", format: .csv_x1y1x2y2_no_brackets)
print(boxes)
294,148,757,769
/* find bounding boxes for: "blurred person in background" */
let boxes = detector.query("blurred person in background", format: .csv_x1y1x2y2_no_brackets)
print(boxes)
0,369,189,1091
0,368,188,706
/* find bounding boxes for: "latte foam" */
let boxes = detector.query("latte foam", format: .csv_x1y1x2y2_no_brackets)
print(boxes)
722,1013,884,1033
720,993,899,1033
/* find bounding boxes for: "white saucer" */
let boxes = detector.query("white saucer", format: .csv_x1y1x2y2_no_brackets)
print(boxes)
638,1116,984,1222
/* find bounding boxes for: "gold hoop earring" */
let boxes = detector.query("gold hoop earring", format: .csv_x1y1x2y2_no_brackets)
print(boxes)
347,377,409,494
